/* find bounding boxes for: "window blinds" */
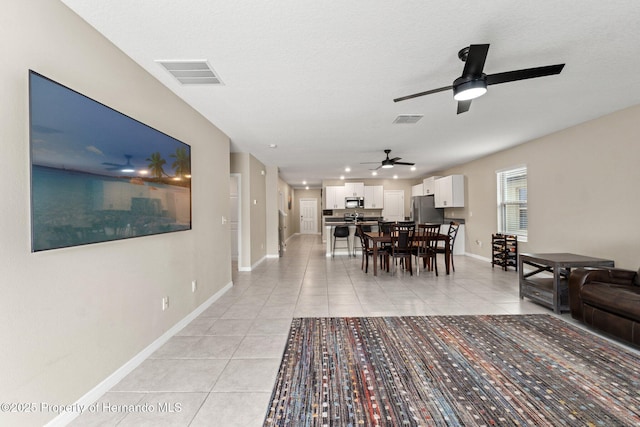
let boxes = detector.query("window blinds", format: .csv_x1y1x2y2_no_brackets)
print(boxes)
497,166,527,238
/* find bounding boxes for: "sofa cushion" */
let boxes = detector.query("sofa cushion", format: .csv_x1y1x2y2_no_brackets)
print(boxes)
581,282,640,322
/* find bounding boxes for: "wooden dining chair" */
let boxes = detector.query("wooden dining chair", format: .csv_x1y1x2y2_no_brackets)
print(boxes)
377,220,394,269
355,224,375,273
413,223,441,276
436,221,459,271
388,222,415,275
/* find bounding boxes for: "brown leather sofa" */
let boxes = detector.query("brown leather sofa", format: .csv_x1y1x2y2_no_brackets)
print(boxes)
569,267,640,346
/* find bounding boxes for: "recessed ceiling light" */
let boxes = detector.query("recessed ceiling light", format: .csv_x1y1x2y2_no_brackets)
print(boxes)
340,175,345,180
371,171,377,176
345,167,351,172
393,175,398,179
302,180,307,185
411,166,416,171
305,186,309,190
269,144,278,148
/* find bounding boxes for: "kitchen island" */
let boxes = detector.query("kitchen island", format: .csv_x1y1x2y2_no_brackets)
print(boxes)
324,220,379,257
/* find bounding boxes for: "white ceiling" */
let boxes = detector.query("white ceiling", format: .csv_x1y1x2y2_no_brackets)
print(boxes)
60,0,640,188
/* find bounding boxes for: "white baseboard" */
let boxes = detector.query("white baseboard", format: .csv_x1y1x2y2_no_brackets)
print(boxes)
46,281,233,427
465,252,492,263
239,255,268,271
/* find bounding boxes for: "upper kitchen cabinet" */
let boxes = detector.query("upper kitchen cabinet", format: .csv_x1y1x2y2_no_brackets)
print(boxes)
435,175,465,208
364,185,384,209
411,183,424,197
325,185,346,209
344,182,365,197
423,176,441,196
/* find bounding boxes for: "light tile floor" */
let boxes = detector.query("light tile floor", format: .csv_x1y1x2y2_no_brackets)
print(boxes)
72,234,579,426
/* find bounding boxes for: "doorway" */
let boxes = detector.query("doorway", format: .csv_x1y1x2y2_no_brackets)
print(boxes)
299,198,318,234
230,174,241,264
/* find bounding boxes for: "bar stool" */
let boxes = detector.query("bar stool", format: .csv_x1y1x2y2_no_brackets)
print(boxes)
332,225,350,258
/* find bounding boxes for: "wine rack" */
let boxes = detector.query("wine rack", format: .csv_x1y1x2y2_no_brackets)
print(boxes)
491,233,518,271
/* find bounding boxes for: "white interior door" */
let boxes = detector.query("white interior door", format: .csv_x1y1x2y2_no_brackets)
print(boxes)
382,190,405,221
299,198,318,234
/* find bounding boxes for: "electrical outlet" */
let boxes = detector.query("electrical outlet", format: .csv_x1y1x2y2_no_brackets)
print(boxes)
191,280,197,293
162,296,169,311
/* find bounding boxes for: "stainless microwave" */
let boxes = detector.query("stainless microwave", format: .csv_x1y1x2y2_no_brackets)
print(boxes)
345,197,364,209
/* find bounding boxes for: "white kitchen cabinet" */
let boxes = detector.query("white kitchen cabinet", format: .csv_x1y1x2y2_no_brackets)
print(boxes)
364,185,384,209
325,185,345,209
423,176,441,195
411,183,424,197
343,182,365,197
435,175,464,208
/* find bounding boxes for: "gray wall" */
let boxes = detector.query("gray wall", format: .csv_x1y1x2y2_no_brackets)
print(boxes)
438,105,640,269
230,153,268,269
2,1,232,425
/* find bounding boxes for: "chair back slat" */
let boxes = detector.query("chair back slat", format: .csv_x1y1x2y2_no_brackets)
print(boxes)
447,221,460,248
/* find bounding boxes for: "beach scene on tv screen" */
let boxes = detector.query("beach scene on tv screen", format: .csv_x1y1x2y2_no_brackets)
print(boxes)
29,71,192,252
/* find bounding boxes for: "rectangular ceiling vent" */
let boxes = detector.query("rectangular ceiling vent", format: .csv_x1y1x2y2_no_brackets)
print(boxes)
393,114,423,124
156,60,223,85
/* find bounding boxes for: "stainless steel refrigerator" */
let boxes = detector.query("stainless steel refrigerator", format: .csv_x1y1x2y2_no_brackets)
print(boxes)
411,195,444,223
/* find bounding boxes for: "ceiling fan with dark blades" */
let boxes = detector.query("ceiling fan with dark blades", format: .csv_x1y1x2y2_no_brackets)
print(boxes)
393,44,565,114
361,149,415,170
103,154,134,171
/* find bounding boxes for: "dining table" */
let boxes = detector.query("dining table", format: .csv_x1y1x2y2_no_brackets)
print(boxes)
362,231,451,276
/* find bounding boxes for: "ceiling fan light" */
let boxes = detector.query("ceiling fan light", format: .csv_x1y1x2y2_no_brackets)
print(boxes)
381,164,394,169
453,79,487,101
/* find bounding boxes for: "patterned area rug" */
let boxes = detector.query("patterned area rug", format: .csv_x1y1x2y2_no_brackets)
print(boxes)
264,315,640,426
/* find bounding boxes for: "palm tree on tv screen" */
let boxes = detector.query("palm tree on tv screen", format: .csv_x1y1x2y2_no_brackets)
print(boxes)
170,146,190,177
146,152,167,178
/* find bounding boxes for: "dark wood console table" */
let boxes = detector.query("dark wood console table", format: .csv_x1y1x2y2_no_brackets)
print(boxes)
519,253,614,313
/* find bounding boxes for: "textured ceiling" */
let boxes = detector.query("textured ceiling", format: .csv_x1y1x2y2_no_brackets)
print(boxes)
60,0,640,188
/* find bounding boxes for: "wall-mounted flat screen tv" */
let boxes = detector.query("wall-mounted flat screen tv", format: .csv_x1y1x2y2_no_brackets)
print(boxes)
29,70,192,252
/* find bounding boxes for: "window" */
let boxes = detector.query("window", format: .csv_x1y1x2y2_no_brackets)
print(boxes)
497,166,527,240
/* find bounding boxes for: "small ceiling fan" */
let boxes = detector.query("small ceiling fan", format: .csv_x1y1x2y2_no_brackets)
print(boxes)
393,44,565,114
361,149,415,170
103,154,134,172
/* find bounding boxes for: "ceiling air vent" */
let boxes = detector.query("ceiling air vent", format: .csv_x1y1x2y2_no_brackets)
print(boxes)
156,60,223,85
393,114,423,124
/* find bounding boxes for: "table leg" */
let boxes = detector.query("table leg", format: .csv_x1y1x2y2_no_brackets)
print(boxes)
518,256,524,299
552,266,560,314
372,240,378,276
